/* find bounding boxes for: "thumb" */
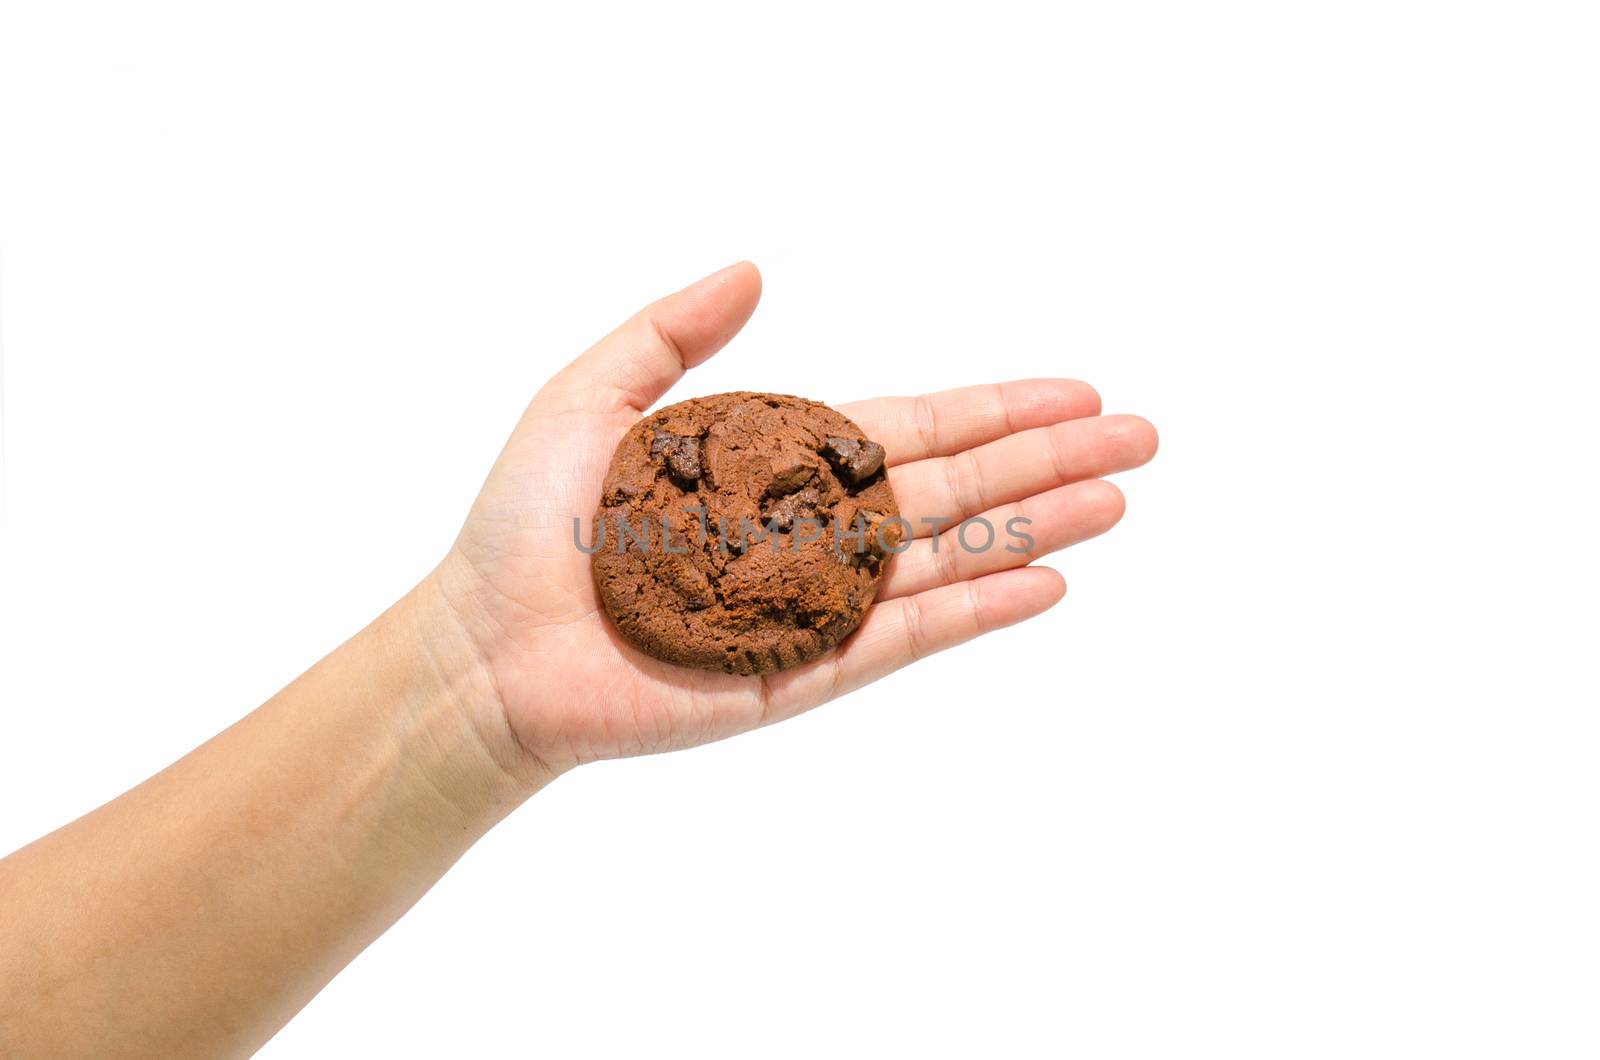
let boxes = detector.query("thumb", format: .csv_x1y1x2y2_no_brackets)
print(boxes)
538,261,762,415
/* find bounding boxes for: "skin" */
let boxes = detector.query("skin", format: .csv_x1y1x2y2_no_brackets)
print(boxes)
0,263,1157,1057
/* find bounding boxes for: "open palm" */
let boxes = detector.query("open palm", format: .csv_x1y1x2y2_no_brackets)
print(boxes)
435,263,1157,773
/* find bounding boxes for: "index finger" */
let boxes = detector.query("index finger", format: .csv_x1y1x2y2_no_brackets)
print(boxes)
836,378,1101,466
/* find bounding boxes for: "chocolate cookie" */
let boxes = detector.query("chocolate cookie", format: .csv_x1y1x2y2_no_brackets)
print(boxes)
590,392,902,675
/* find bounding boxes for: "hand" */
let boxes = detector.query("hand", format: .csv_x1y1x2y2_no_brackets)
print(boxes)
432,263,1157,778
0,268,1156,1055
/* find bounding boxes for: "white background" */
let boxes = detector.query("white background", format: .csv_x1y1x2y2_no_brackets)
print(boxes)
2,2,1597,1056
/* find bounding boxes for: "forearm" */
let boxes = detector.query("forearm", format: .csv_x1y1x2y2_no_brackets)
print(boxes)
0,573,544,1058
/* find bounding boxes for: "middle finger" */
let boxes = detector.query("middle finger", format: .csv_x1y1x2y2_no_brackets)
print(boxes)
886,414,1157,536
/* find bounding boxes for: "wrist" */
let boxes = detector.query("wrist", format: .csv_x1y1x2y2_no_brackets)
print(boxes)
370,569,560,809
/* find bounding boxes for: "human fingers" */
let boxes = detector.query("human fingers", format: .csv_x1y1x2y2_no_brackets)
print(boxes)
759,566,1067,724
537,261,763,416
837,378,1101,466
887,414,1157,537
874,479,1126,600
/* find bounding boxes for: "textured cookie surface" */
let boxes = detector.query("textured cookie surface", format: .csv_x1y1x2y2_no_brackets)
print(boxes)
591,392,901,675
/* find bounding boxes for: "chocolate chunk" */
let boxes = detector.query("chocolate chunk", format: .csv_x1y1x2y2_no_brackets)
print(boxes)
820,436,886,486
650,430,702,486
763,487,822,532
